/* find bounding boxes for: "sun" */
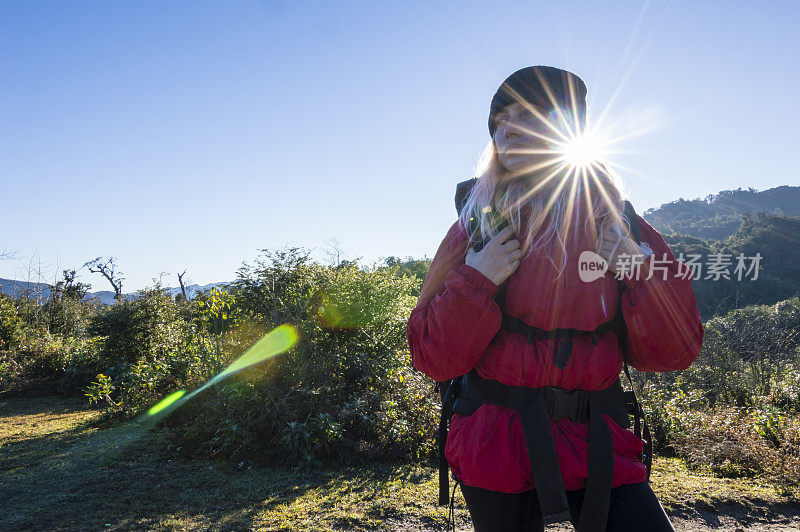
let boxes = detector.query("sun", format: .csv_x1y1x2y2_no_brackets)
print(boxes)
499,77,660,214
559,132,604,168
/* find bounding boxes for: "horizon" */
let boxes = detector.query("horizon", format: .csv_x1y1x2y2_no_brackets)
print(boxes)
3,1,799,291
2,183,794,296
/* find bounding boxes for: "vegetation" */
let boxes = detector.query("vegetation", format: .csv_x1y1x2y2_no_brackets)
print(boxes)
1,194,800,520
1,248,437,468
663,213,800,319
628,297,800,492
166,248,437,467
644,185,800,240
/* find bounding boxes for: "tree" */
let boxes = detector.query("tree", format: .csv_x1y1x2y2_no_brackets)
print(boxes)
84,257,124,300
42,269,94,336
177,270,188,301
382,256,432,288
0,293,23,350
52,269,92,300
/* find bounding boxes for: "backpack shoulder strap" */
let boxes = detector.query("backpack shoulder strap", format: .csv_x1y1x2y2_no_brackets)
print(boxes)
455,178,477,216
435,177,478,507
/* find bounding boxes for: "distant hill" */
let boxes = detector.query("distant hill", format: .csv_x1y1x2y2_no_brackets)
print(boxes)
642,185,800,241
665,213,800,319
0,278,227,305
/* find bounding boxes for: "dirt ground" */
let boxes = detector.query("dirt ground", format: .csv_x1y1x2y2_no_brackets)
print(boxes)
1,396,798,531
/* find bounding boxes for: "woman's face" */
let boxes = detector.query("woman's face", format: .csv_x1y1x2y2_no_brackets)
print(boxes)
494,101,558,176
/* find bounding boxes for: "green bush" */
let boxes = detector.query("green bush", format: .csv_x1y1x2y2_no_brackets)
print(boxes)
631,364,800,490
0,331,106,393
42,293,95,338
166,248,438,467
769,365,800,412
86,286,212,414
678,298,800,403
673,407,765,478
84,373,119,413
0,293,24,351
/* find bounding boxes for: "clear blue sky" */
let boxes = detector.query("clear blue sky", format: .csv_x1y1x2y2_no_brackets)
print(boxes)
2,1,799,291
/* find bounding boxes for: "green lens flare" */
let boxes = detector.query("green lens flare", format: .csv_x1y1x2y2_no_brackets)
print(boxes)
317,291,369,328
145,324,299,417
147,389,186,416
215,324,298,380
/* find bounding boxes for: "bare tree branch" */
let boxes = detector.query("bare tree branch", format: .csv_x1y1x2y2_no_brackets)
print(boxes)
322,237,344,267
0,248,18,261
84,257,124,300
178,270,188,300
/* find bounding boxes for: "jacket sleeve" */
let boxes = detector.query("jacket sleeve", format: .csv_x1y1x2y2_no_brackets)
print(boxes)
407,221,503,382
620,217,705,372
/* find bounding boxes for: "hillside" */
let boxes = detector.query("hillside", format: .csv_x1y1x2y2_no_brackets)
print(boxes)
0,278,225,305
643,185,800,241
665,213,800,319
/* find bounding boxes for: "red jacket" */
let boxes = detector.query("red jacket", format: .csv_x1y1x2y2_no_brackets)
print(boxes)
407,210,704,493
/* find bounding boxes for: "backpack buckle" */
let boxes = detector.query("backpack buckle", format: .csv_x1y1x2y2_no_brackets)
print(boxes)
544,388,589,422
505,316,520,332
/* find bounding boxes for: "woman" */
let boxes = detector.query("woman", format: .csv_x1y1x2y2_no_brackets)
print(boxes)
407,66,704,531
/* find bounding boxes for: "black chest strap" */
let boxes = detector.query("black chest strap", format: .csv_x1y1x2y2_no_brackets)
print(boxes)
451,370,628,531
501,314,625,369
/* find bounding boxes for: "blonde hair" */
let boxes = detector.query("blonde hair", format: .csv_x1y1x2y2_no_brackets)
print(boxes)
458,141,630,277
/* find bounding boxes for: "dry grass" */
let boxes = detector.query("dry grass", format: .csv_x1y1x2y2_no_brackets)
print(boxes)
1,396,798,531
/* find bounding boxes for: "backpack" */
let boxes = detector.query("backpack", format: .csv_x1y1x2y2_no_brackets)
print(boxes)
434,178,652,506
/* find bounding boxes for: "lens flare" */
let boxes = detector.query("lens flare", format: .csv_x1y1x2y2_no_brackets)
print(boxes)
147,389,186,415
559,133,604,169
496,61,667,200
146,324,298,418
215,324,298,379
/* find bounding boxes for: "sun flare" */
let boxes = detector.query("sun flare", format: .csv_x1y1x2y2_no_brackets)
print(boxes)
558,132,605,169
499,73,664,218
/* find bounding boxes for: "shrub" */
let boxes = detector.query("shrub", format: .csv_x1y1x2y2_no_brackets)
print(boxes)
84,373,119,413
670,405,800,490
87,286,210,414
0,331,106,394
678,298,800,404
768,365,800,413
0,294,24,351
42,293,96,338
673,407,765,478
165,248,438,467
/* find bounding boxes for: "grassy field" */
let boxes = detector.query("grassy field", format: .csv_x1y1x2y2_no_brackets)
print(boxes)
1,396,798,531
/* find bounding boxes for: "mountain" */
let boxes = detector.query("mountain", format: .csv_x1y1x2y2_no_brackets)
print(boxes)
0,278,227,305
642,185,800,241
664,213,800,319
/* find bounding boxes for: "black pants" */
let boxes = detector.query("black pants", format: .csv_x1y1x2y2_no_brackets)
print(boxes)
461,481,674,532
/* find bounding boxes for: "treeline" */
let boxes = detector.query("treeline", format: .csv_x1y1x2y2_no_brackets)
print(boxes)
665,213,800,320
643,185,800,241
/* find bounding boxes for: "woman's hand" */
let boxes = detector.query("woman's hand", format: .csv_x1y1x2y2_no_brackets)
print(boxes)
465,226,523,286
598,224,645,276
